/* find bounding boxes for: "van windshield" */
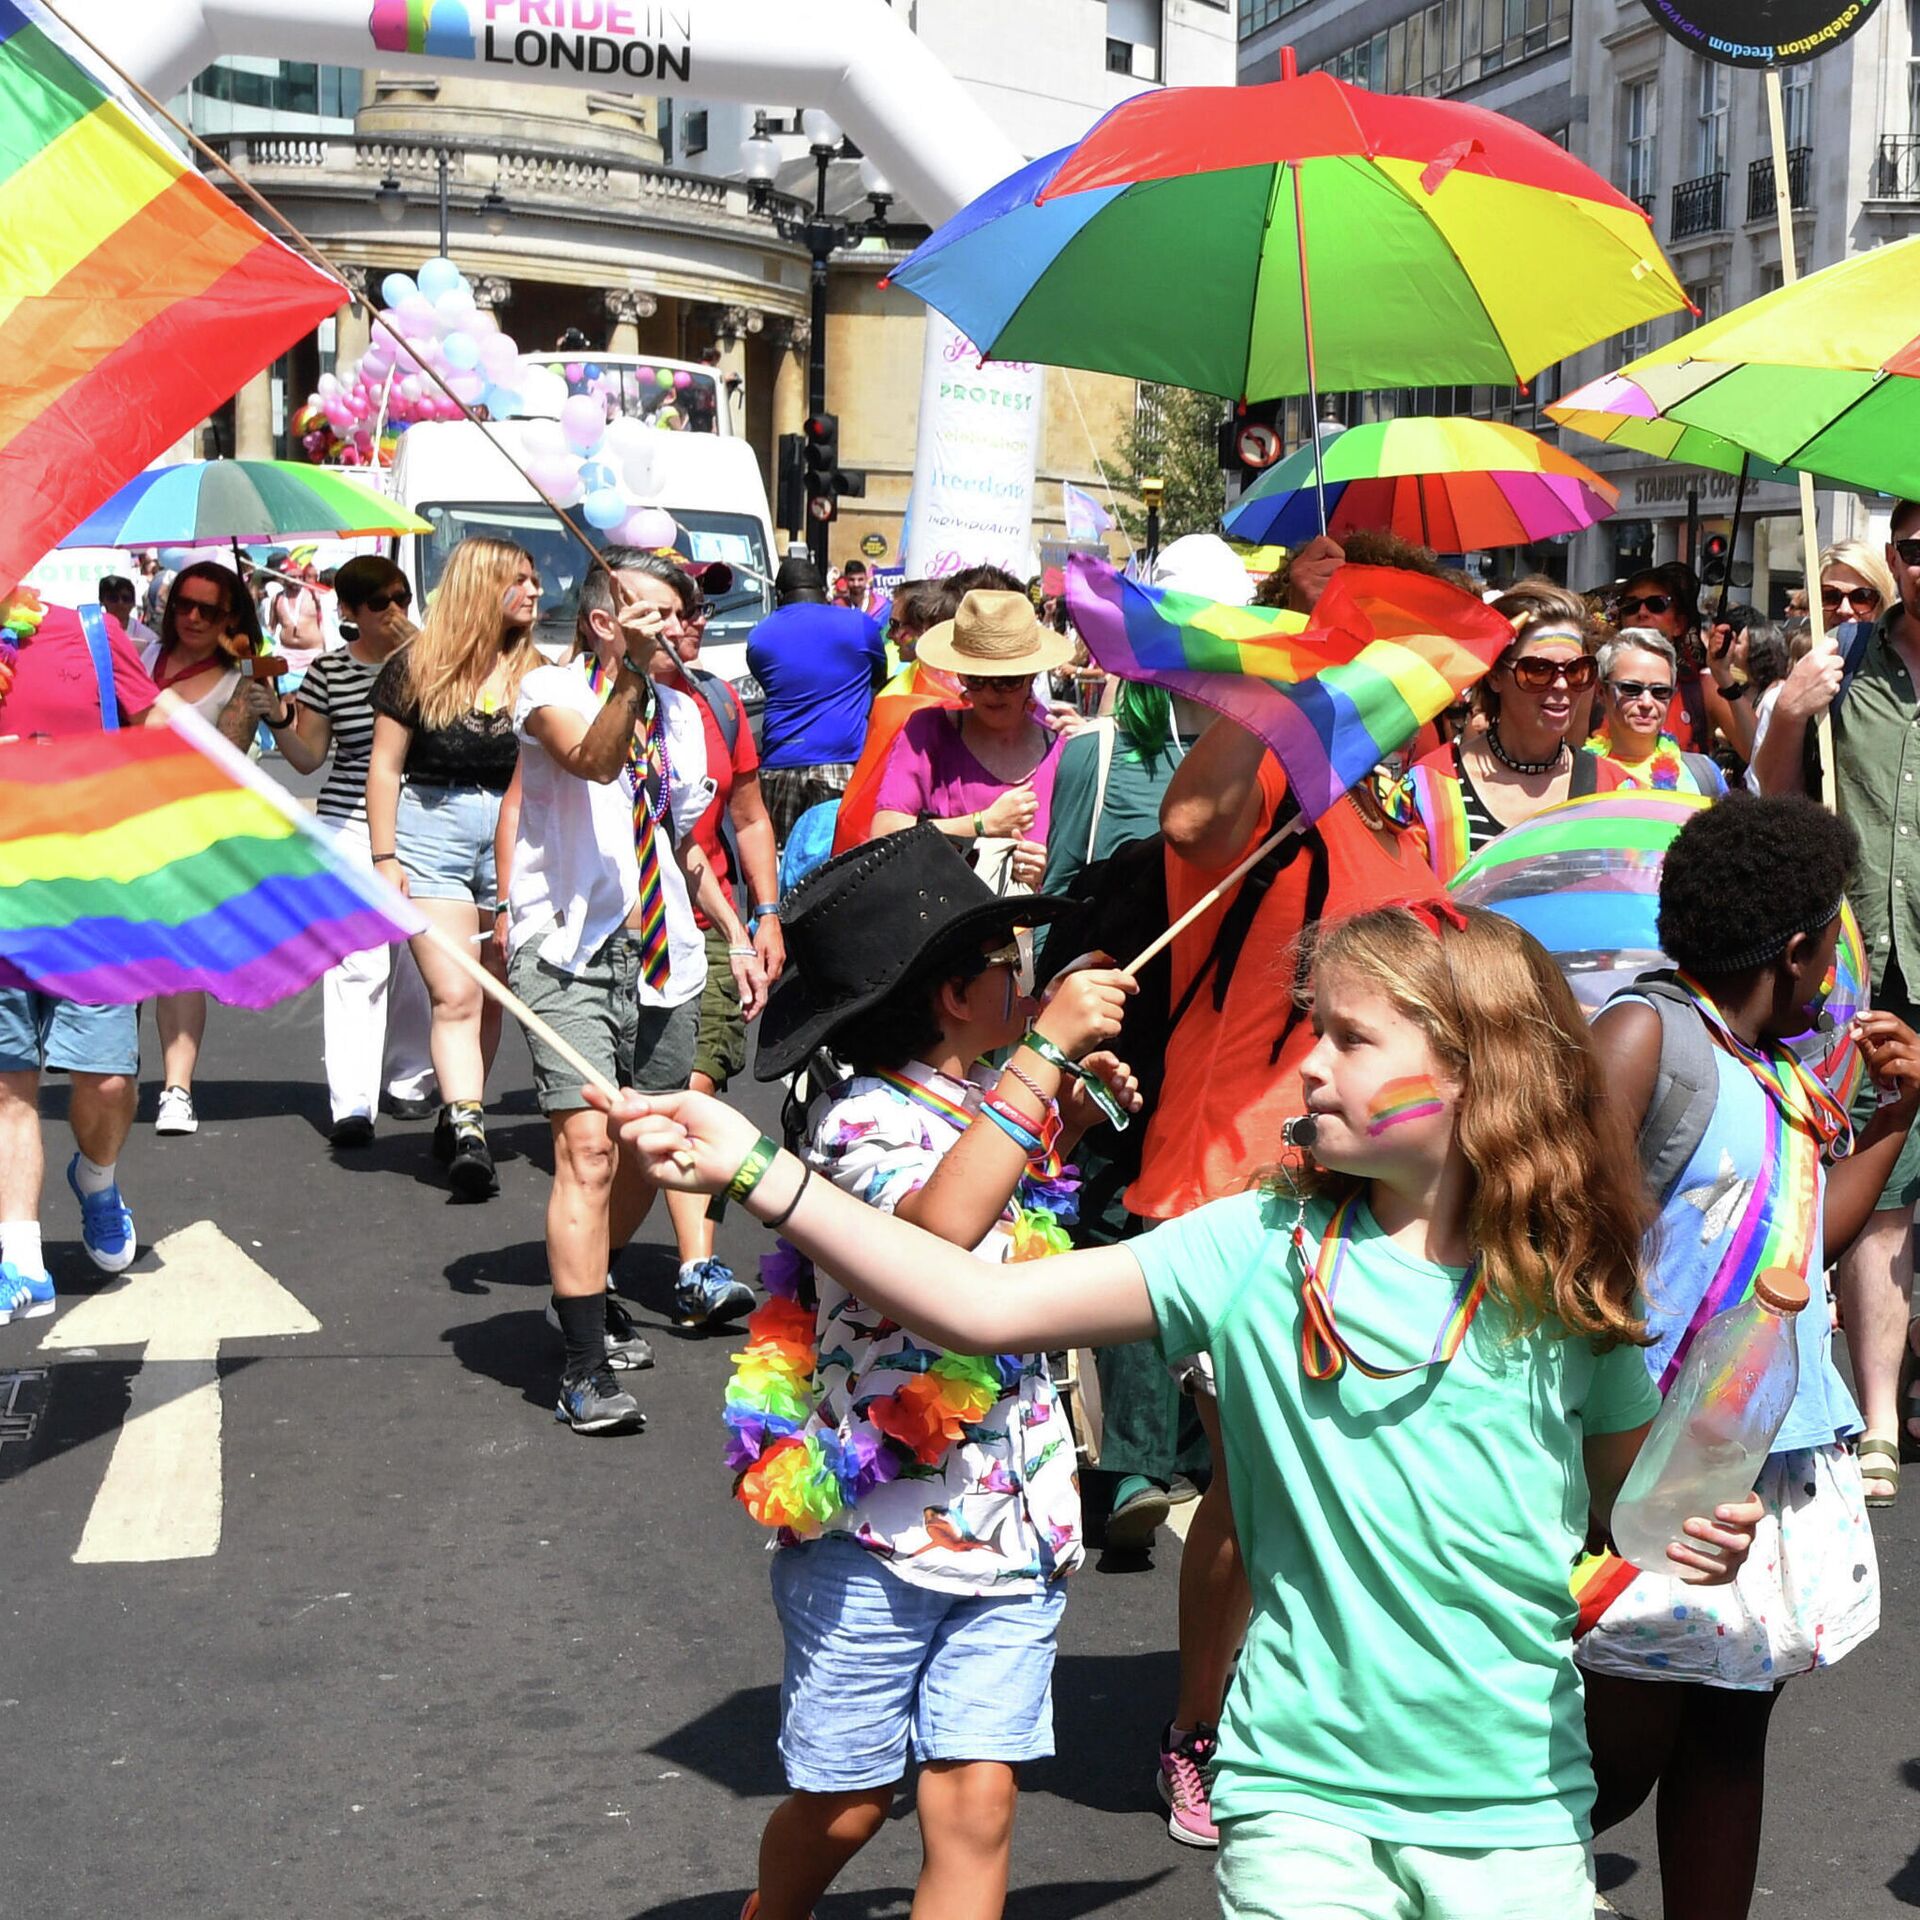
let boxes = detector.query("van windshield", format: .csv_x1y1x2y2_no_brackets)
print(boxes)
414,502,771,649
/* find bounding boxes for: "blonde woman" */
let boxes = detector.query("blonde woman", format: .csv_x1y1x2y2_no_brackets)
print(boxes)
366,538,539,1198
1819,537,1898,635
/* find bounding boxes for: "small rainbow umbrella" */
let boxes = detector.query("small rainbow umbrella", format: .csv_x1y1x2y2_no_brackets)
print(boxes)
1225,418,1618,551
1451,790,1865,1100
59,459,429,549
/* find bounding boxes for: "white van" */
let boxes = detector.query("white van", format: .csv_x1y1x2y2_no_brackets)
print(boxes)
388,417,775,697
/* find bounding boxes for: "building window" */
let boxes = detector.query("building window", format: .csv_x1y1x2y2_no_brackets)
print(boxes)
1781,61,1813,150
1623,77,1657,210
1238,0,1312,38
1682,278,1724,331
190,60,359,120
1107,37,1160,79
1693,56,1728,178
1316,0,1568,98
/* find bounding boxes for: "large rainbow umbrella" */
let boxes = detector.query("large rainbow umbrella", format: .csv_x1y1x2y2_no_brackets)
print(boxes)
1225,417,1618,551
59,459,430,547
887,69,1688,404
1451,790,1865,1100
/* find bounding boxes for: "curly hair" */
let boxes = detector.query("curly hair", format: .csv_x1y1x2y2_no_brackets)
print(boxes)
1286,905,1651,1348
1657,791,1858,979
1252,528,1447,610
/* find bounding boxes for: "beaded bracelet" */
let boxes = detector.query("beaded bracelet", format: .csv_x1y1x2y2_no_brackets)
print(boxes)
725,1132,781,1202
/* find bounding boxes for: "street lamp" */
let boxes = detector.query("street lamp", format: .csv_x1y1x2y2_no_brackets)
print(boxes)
481,185,509,236
737,108,901,571
372,150,459,255
375,170,405,225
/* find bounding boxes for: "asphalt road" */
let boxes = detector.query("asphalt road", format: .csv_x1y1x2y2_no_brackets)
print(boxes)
2,876,1916,1917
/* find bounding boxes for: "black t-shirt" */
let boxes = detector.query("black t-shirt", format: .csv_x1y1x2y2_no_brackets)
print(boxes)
371,649,519,792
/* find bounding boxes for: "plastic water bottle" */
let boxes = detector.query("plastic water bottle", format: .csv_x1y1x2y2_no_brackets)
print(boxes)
1610,1268,1809,1574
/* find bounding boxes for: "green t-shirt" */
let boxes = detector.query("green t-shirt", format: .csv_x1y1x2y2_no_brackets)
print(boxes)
1130,1188,1658,1847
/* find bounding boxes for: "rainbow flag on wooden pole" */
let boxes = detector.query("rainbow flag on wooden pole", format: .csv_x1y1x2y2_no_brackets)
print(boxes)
0,0,346,593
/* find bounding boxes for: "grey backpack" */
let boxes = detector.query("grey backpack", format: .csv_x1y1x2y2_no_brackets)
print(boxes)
1608,972,1719,1207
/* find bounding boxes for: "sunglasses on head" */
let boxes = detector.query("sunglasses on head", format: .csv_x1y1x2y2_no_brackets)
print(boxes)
1893,538,1920,568
960,672,1029,691
359,588,412,614
1608,678,1675,704
1617,592,1672,617
1821,583,1882,614
1506,653,1598,691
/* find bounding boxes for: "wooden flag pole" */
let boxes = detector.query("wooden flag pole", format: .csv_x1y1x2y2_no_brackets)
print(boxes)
1763,64,1838,810
1122,816,1305,976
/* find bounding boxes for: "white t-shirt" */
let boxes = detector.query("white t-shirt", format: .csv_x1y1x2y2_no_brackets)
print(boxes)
509,660,712,1006
1744,681,1781,794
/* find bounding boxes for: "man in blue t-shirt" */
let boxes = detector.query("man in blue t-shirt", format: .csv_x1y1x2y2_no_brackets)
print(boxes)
746,555,885,842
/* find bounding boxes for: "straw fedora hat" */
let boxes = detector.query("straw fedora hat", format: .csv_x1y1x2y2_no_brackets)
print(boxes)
914,589,1076,677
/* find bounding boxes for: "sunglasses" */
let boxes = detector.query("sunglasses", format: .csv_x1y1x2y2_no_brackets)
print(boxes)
982,932,1037,997
174,598,228,622
1821,584,1882,614
359,588,412,614
1506,654,1598,691
1893,539,1920,567
1608,679,1675,704
960,672,1030,691
1617,592,1673,617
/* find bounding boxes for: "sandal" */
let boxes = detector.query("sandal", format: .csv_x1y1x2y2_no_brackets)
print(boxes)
1859,1437,1901,1510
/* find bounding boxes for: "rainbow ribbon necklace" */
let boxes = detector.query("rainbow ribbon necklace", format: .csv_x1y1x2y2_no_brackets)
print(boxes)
872,1064,1071,1191
584,653,673,991
1295,1193,1488,1383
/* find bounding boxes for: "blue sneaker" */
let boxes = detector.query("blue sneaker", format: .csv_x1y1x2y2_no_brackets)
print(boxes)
66,1154,136,1273
0,1264,34,1326
673,1258,755,1329
4,1262,54,1320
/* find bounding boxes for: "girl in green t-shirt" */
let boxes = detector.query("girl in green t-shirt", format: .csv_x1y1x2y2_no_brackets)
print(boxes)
594,903,1765,1919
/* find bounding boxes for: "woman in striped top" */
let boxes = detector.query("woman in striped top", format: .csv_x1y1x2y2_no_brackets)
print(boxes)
276,556,436,1148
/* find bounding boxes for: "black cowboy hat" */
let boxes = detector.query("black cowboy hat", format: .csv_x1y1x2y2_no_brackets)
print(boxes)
753,824,1074,1082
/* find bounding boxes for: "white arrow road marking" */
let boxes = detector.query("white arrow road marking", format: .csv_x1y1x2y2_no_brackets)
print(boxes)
38,1220,319,1564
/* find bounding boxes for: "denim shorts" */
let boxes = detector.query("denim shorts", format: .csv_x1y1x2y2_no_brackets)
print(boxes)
770,1534,1066,1793
0,986,139,1077
396,782,501,906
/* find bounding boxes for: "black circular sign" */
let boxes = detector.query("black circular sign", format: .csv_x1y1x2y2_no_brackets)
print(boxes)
1636,0,1883,66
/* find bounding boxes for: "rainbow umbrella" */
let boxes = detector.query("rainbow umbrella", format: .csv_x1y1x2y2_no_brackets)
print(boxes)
0,0,345,594
1225,418,1618,551
1451,791,1865,1099
59,459,429,548
888,69,1687,404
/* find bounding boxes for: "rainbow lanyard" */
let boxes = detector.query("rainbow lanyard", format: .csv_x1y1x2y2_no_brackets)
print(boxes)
1677,973,1853,1158
1295,1193,1488,1383
872,1065,1067,1184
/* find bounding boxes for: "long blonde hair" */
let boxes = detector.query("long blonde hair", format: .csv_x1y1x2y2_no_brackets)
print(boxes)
1294,905,1651,1348
1819,538,1897,618
402,536,538,731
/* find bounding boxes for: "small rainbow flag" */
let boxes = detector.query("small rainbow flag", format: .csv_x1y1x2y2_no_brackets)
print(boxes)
1570,1547,1637,1639
0,702,424,1006
1065,557,1513,823
0,0,345,593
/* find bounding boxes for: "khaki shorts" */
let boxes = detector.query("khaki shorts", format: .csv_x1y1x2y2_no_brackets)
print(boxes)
693,924,747,1090
508,930,698,1115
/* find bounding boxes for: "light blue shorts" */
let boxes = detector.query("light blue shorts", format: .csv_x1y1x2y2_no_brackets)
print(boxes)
0,986,139,1077
1217,1808,1594,1920
396,782,502,906
770,1534,1066,1793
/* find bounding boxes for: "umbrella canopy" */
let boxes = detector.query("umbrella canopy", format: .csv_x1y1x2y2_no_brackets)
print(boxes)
1225,417,1618,551
59,459,429,548
888,71,1688,400
1547,234,1920,499
1544,394,1807,488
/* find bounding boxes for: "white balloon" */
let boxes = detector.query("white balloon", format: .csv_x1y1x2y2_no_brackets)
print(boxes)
519,366,569,417
619,439,658,497
519,417,568,459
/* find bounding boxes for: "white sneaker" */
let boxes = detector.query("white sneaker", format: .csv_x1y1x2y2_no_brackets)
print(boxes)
154,1086,198,1135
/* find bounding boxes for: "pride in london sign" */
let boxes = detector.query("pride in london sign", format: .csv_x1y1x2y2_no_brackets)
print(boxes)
370,1,694,80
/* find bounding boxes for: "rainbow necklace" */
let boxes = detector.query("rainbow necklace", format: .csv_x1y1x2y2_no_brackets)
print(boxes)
871,1063,1073,1196
1295,1193,1488,1383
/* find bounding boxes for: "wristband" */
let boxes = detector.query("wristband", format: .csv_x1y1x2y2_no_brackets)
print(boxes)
727,945,756,958
371,852,399,864
981,1098,1044,1155
266,708,296,730
761,1163,812,1231
753,902,780,918
973,811,987,839
1022,1028,1130,1132
726,1132,781,1202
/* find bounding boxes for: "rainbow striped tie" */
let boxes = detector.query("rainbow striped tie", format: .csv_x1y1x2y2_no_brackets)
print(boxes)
587,658,675,992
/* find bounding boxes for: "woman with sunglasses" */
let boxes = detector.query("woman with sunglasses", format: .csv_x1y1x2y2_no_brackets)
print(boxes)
140,562,286,1136
871,589,1076,893
273,555,437,1148
1587,628,1728,797
1398,611,1625,881
1819,539,1897,640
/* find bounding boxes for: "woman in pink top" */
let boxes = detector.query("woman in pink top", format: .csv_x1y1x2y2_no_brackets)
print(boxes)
871,590,1075,891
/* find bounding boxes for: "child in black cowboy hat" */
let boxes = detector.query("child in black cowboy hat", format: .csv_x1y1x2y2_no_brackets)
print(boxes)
716,823,1139,1920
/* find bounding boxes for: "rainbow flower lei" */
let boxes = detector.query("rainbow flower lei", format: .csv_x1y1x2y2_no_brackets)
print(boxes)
722,1143,1079,1538
0,588,47,701
1588,728,1686,791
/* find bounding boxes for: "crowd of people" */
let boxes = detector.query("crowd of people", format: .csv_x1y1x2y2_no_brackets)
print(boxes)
4,508,1919,1920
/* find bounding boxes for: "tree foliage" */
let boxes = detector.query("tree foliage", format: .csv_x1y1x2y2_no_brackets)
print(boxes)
1116,384,1227,546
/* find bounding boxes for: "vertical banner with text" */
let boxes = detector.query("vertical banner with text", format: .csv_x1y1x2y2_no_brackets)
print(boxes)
903,320,1044,581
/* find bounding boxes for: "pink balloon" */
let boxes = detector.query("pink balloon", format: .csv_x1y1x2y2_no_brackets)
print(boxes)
673,371,692,390
560,393,606,454
617,506,678,549
526,455,584,506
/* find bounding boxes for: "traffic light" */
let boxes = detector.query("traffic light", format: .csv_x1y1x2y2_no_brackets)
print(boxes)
1218,400,1285,478
802,412,866,524
776,432,807,537
1702,530,1731,586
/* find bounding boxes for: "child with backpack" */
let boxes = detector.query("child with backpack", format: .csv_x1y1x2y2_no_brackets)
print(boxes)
711,825,1140,1920
1581,793,1920,1920
598,900,1762,1919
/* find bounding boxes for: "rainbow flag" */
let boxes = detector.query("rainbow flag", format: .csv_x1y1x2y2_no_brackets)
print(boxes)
0,703,424,1006
832,660,968,855
1570,1548,1637,1639
1065,556,1513,823
0,0,345,593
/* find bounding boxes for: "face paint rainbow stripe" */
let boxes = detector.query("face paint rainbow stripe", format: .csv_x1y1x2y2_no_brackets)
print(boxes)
1365,1075,1446,1136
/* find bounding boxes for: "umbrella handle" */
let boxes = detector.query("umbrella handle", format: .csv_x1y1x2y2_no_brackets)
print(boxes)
1280,49,1330,538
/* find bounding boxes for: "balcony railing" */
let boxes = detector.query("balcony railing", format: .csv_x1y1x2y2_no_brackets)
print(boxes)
1873,136,1920,200
1629,190,1654,218
1670,170,1727,240
1746,147,1811,220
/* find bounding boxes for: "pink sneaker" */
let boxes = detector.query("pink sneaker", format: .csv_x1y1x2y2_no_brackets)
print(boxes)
1156,1721,1219,1848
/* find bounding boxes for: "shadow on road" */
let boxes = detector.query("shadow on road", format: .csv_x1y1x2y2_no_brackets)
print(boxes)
1887,1757,1920,1907
623,1875,1174,1920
